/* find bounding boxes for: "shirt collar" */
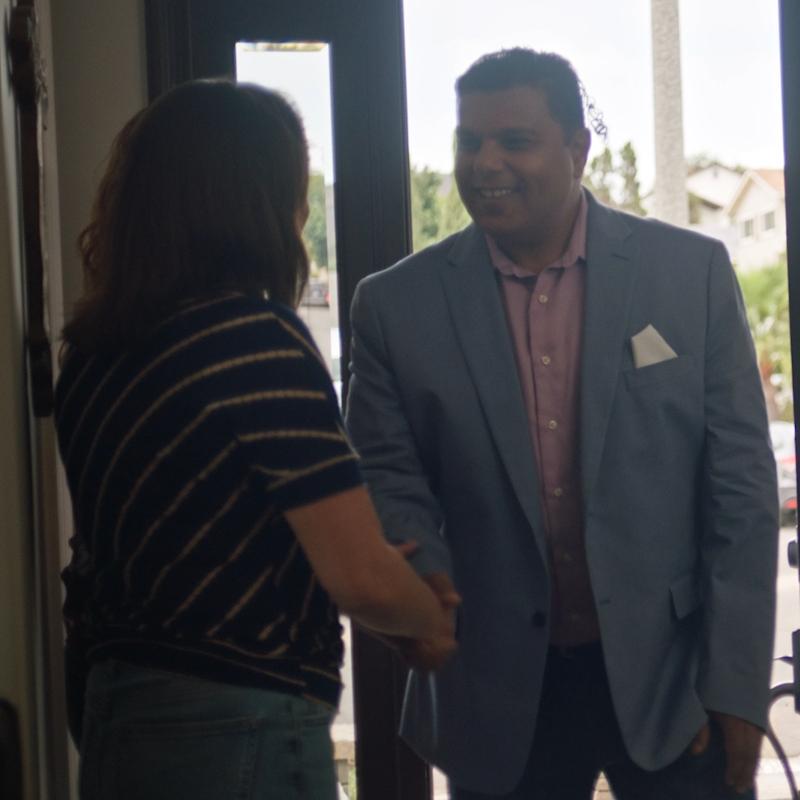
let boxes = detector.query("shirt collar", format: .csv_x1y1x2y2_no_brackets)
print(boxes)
487,189,588,279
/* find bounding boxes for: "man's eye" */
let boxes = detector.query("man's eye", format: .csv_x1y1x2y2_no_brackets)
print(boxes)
457,136,480,152
502,137,534,150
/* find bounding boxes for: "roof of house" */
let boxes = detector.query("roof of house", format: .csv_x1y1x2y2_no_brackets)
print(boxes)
685,163,744,209
686,161,743,178
754,168,785,195
723,168,785,217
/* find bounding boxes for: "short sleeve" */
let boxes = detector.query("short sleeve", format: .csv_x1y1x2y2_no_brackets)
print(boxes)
221,303,363,511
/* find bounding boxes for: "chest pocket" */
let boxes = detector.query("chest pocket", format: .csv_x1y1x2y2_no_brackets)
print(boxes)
624,354,695,390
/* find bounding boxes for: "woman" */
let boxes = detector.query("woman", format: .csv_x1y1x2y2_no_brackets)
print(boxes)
55,80,457,800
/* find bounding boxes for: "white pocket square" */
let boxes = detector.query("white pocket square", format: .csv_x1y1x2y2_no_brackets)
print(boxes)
631,324,677,368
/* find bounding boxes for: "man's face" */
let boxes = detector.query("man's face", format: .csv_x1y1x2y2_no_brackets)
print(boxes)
454,86,589,246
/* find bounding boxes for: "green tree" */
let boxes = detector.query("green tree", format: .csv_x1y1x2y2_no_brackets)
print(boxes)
303,172,328,272
583,146,614,205
618,141,644,215
439,177,471,239
582,142,646,215
410,166,443,251
738,257,792,421
440,131,471,237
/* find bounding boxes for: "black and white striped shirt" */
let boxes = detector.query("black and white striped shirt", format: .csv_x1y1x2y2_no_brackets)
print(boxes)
55,293,362,706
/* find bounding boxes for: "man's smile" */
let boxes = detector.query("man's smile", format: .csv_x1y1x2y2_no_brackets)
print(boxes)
474,187,517,199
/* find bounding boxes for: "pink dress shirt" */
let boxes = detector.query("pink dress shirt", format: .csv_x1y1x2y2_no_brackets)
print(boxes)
488,191,600,645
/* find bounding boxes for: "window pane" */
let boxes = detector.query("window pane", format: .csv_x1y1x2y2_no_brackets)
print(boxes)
403,2,790,797
765,211,777,231
235,42,355,799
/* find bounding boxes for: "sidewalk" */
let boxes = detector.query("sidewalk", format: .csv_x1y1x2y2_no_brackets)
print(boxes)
342,748,800,799
754,756,800,800
592,759,800,800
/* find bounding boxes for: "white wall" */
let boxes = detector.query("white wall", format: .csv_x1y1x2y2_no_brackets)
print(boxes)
48,4,148,796
733,182,787,271
0,2,148,798
51,0,148,314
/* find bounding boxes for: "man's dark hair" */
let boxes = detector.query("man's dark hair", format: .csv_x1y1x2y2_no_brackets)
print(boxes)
456,48,586,138
63,80,310,354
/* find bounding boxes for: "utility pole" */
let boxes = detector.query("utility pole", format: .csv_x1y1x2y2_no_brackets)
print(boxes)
651,0,689,226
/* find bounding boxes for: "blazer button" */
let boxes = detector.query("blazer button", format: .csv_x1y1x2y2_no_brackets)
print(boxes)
531,611,547,628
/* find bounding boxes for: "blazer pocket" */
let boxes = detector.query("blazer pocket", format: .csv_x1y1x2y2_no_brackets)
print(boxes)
670,571,702,620
624,354,695,390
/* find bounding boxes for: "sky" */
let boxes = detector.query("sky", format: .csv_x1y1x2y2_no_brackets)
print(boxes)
236,0,785,193
236,43,336,184
402,0,784,190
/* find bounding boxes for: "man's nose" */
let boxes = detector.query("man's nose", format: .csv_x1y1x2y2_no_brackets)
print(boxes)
473,140,504,174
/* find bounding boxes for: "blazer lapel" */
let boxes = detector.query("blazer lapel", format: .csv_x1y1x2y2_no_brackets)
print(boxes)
439,227,548,558
580,199,639,505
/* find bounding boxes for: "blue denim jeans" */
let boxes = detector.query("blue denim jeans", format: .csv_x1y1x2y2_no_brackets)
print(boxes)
78,660,338,800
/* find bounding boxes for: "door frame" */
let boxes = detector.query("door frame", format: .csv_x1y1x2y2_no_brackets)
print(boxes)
144,2,428,798
143,2,800,797
780,1,800,459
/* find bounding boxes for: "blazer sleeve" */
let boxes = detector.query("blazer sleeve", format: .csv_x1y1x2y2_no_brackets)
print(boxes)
345,277,453,578
696,241,779,729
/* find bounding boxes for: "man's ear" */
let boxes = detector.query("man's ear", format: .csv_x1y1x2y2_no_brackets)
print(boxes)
570,127,591,178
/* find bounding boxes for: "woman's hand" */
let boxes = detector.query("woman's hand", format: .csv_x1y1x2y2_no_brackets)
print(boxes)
285,488,460,642
371,553,461,671
397,572,460,670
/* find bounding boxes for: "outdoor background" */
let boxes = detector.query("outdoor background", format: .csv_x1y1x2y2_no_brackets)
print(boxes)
238,1,792,797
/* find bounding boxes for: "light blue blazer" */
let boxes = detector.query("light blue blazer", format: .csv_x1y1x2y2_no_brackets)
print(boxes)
345,195,778,794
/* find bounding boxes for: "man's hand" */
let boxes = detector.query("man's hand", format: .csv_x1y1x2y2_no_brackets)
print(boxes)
422,572,462,614
690,711,763,793
371,567,461,671
395,572,460,670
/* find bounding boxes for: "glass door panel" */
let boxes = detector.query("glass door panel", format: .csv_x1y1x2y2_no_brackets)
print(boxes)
235,43,342,401
235,42,354,798
402,1,789,797
148,2,426,796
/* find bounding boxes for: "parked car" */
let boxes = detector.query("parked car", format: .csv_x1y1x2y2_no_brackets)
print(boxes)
770,420,797,527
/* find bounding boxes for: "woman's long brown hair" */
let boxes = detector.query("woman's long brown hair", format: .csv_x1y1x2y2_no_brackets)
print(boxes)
63,81,310,355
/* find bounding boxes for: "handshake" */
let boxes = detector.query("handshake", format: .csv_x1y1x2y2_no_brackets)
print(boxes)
391,571,461,671
373,539,461,672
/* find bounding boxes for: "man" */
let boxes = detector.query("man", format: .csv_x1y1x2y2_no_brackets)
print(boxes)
346,48,778,799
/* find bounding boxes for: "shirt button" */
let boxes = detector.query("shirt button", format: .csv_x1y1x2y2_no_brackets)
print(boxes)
538,294,549,304
561,552,573,564
553,487,563,497
541,355,551,366
547,419,558,430
531,611,547,628
568,612,582,622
